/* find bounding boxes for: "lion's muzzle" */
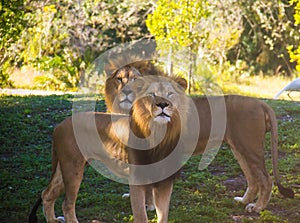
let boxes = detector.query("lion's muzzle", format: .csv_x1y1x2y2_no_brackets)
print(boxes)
153,101,173,124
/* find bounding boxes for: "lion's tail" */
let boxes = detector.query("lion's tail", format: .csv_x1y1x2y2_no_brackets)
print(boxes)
28,196,42,223
265,103,294,199
28,143,59,223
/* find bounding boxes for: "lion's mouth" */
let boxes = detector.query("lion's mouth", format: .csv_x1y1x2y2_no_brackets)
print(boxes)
119,99,132,110
120,99,132,104
154,111,171,123
158,112,170,118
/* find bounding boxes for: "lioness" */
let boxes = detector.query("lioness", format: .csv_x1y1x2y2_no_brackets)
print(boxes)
28,76,189,223
104,63,294,213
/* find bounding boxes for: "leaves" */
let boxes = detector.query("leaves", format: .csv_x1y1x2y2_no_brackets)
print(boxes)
146,0,210,49
287,0,300,72
1,0,300,91
291,0,300,25
2,0,153,90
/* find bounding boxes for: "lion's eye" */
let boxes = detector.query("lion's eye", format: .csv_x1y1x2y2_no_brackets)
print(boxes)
147,92,155,97
117,77,123,83
167,92,174,97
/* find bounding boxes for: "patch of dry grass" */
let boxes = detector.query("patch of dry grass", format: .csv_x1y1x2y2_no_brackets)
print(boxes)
224,75,300,100
6,64,300,101
8,66,44,89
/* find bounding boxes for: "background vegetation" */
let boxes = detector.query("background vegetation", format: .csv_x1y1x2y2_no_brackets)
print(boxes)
1,0,300,91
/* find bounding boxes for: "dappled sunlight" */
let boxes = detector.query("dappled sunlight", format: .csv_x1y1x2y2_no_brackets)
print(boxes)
223,75,300,101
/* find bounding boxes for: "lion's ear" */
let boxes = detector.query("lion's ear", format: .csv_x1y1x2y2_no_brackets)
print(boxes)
174,77,188,91
130,66,142,76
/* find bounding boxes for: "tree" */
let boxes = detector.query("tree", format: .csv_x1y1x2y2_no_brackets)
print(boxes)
146,0,243,93
228,0,299,76
0,0,26,87
146,0,210,93
2,0,153,90
288,0,300,72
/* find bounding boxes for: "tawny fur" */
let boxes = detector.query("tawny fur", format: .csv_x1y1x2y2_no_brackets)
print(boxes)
29,76,188,223
104,58,164,113
103,64,294,214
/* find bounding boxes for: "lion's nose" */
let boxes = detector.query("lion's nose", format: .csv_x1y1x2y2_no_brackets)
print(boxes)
156,102,169,109
122,88,132,96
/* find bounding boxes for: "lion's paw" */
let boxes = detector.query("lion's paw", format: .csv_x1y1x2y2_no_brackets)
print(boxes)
234,196,245,204
56,216,65,223
245,203,257,213
245,203,263,213
146,204,155,211
122,193,130,199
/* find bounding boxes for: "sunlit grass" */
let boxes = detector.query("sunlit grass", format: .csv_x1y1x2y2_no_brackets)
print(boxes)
223,75,300,100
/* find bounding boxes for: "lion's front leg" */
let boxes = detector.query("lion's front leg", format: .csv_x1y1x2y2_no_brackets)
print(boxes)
122,188,155,211
153,179,174,223
145,187,155,211
60,158,85,223
42,164,65,223
129,185,148,223
61,178,84,223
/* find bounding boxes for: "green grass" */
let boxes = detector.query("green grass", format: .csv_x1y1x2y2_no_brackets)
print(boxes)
0,91,299,222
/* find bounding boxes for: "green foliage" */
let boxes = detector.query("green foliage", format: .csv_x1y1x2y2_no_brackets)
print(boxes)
12,2,97,90
287,45,300,72
287,0,300,72
146,0,243,94
259,210,287,222
1,0,300,90
0,62,13,88
291,0,300,24
33,55,79,90
2,0,152,90
0,0,26,87
146,0,210,49
229,0,298,76
145,0,210,89
0,0,25,49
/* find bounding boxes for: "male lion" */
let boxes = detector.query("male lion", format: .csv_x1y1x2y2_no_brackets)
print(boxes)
28,76,189,223
104,62,294,213
104,59,165,211
104,58,162,113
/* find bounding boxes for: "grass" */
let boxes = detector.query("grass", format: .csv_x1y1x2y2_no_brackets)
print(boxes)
0,76,299,223
222,75,300,100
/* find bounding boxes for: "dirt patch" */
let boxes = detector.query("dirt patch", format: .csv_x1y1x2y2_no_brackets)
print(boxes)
223,175,247,192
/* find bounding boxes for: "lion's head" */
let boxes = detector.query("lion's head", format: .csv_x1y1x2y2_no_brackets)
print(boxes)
104,59,163,113
128,75,188,140
126,75,191,187
105,65,141,113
